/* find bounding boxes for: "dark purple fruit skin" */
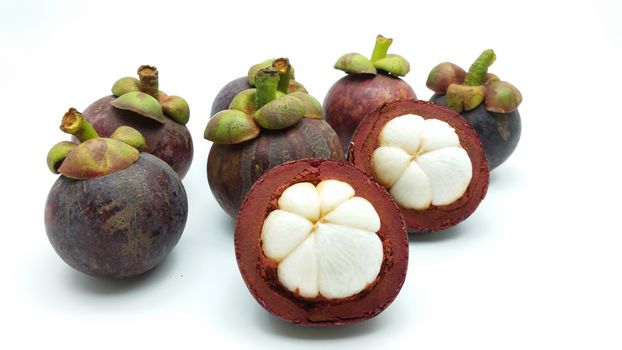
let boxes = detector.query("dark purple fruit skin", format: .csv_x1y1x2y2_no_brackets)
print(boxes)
207,118,344,218
430,94,521,170
83,96,193,179
211,76,252,116
324,73,416,152
44,153,188,279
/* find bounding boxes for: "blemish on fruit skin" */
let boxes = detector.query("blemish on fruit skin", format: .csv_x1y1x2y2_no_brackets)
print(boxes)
496,114,511,141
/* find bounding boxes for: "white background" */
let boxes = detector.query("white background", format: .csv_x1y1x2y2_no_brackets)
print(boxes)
2,0,621,349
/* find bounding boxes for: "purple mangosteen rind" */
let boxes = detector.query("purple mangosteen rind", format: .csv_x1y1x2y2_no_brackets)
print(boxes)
45,152,188,279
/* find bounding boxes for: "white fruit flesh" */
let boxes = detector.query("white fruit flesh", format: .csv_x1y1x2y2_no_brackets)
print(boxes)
261,180,383,299
372,114,472,210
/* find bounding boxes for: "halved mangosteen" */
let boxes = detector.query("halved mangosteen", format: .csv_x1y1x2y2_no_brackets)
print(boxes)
349,100,489,233
235,159,408,326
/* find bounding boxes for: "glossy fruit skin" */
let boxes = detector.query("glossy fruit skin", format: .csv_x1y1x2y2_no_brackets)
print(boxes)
44,153,188,279
211,76,252,116
235,159,408,326
207,118,344,218
324,73,416,152
83,96,193,178
430,94,521,170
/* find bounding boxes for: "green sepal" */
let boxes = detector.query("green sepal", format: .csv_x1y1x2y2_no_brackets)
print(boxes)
47,141,77,174
160,95,190,125
254,95,305,130
111,91,166,124
57,138,139,180
334,53,377,75
484,81,522,113
373,54,410,77
111,77,141,97
289,91,323,119
204,109,261,144
446,83,486,112
110,126,146,151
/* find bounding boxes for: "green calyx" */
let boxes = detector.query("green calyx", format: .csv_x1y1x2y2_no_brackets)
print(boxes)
112,91,166,123
334,34,410,76
247,58,297,87
442,49,522,113
484,81,522,113
50,108,145,179
111,65,190,125
204,109,260,144
205,67,323,145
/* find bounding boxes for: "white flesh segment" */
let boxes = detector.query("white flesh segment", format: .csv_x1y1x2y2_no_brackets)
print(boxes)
277,182,320,221
371,146,412,188
378,114,425,155
277,235,319,298
261,210,314,262
322,197,381,232
316,180,355,216
390,161,432,210
419,119,460,153
416,147,472,206
315,223,383,299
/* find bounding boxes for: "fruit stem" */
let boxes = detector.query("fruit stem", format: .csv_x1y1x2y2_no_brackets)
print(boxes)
137,65,159,99
255,67,280,109
273,58,291,94
464,50,496,86
370,35,393,62
60,108,99,142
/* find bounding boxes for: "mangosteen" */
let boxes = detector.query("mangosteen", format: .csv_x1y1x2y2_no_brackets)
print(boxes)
211,57,308,116
45,108,188,279
205,65,344,218
324,35,417,152
427,50,522,170
82,65,193,178
235,158,408,325
349,99,489,233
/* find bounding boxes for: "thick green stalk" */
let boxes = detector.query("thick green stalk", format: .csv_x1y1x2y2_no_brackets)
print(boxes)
273,58,291,94
255,67,280,109
137,65,159,99
370,35,393,62
464,50,496,86
60,108,99,142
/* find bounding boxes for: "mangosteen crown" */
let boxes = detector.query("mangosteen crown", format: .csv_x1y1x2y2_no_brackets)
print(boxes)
110,65,190,125
47,108,145,180
426,50,523,113
334,34,410,77
204,66,324,145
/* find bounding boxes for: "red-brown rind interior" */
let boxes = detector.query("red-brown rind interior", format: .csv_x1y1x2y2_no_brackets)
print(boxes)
349,99,489,233
235,159,408,326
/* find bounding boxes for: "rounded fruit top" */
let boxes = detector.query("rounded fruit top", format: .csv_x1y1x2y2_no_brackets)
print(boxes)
47,108,145,180
333,34,411,77
110,65,190,125
426,50,522,113
204,62,324,145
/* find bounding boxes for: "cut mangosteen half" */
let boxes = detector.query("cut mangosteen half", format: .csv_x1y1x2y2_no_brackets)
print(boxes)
349,100,489,233
235,159,408,326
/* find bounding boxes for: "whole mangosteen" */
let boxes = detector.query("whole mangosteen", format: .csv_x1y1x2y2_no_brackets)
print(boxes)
45,108,188,279
83,65,193,178
211,58,308,116
235,159,408,325
427,50,522,170
324,35,417,152
349,100,489,233
205,65,344,218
